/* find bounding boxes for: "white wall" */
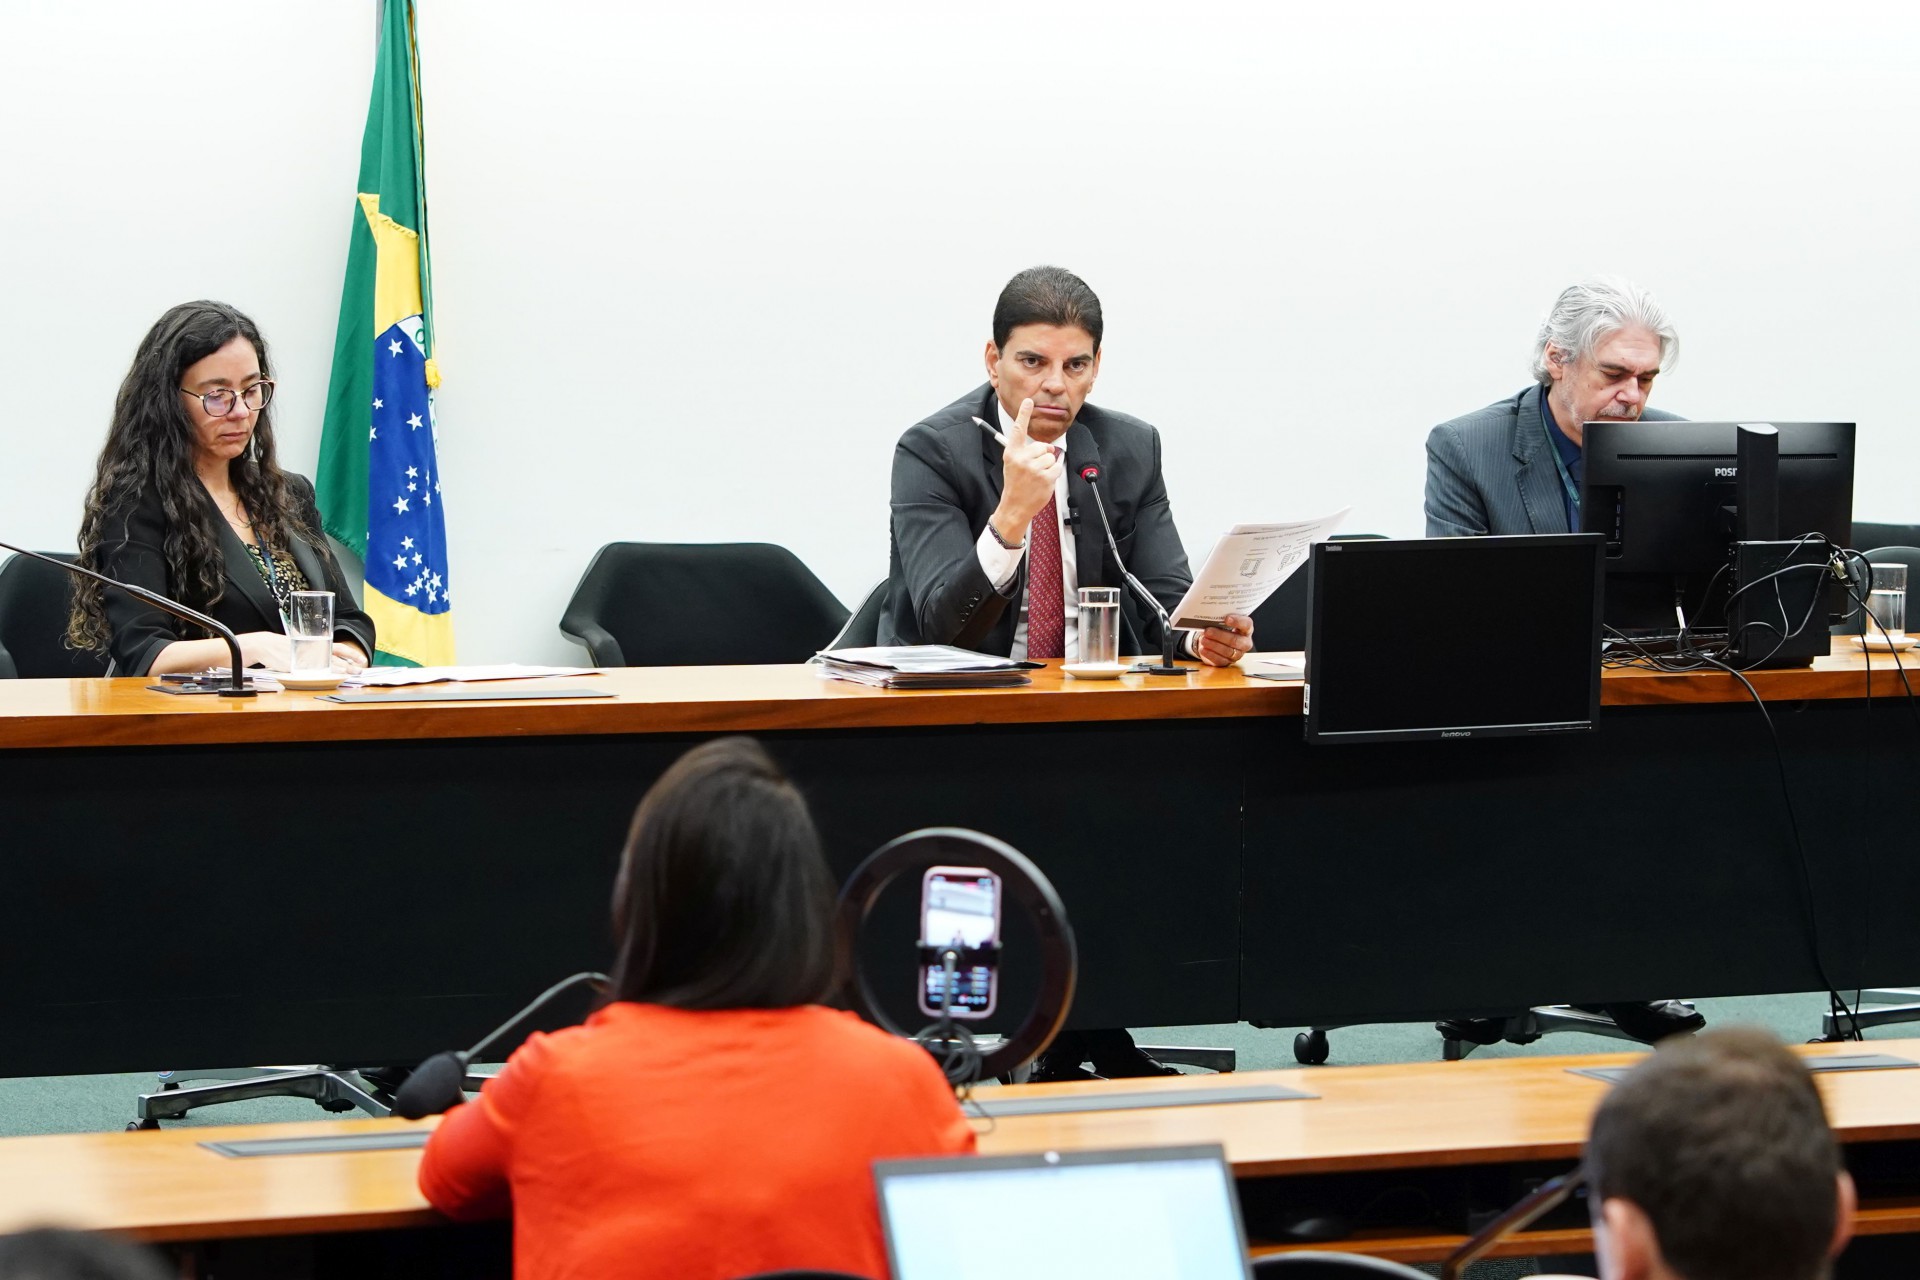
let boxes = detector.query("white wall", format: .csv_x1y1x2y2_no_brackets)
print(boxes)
4,1,1915,663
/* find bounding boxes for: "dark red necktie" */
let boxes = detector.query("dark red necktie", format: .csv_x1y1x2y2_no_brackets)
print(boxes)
1026,451,1064,660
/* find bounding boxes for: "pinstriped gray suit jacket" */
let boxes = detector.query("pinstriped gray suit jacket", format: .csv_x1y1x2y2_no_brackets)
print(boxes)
1423,384,1683,537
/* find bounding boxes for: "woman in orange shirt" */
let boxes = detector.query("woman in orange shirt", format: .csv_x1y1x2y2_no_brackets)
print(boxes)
419,737,976,1279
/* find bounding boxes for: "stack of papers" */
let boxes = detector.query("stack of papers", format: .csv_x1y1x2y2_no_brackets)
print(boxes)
814,646,1034,690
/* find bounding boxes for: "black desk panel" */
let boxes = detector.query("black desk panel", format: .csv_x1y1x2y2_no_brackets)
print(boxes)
2,697,1913,1076
1239,699,1918,1027
1,721,1243,1076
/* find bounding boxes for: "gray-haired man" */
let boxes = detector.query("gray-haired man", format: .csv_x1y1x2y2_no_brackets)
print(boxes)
1422,277,1704,1049
1425,278,1682,538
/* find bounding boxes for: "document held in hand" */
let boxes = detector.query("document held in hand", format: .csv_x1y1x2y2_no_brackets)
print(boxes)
1166,508,1351,632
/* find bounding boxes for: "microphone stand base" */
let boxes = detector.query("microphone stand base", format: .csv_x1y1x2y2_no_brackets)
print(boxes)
146,680,265,698
1129,628,1193,676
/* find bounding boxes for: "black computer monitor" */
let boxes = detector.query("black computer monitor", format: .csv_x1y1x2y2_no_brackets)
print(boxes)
1580,420,1855,633
1303,535,1604,745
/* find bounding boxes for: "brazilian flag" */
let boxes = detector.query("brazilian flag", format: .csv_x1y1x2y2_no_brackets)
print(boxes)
317,0,453,667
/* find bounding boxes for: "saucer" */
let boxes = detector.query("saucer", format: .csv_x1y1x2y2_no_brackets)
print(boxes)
1847,633,1917,653
259,670,351,690
1063,662,1128,680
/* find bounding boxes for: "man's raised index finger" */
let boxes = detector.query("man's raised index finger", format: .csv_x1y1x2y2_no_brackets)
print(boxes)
1011,397,1034,441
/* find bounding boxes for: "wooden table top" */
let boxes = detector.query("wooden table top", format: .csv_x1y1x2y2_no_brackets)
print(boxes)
4,1040,1916,1244
0,647,1911,750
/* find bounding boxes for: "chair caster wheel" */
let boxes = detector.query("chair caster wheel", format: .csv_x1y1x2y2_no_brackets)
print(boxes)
1293,1030,1330,1065
127,1118,159,1131
319,1098,357,1113
160,1081,179,1091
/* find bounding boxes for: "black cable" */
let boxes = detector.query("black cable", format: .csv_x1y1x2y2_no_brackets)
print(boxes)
1600,538,1919,1044
1692,650,1863,1041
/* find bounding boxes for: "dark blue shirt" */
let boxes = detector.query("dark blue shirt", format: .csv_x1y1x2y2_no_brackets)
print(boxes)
1542,395,1583,532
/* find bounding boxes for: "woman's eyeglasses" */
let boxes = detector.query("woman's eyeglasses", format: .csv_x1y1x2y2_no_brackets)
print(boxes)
180,380,275,416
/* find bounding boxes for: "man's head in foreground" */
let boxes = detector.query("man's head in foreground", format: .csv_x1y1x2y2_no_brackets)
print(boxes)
1586,1026,1854,1280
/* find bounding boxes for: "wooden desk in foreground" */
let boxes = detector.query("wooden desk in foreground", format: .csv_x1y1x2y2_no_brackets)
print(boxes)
4,649,1918,1077
5,1042,1919,1274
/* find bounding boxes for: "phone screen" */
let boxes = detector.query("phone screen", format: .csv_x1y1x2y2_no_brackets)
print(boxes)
919,867,1000,1019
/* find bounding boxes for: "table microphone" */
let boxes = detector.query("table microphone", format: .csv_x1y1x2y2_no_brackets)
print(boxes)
1076,465,1192,676
392,971,608,1119
0,538,255,696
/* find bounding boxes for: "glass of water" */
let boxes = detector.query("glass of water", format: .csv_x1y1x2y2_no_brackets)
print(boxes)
286,590,335,674
1077,587,1121,666
1867,563,1907,643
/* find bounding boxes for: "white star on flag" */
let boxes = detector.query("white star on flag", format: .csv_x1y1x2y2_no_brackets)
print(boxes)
401,536,414,549
406,467,418,479
394,497,410,514
372,398,384,410
407,413,423,430
369,426,378,440
413,553,423,565
408,482,417,492
393,555,408,569
389,339,403,356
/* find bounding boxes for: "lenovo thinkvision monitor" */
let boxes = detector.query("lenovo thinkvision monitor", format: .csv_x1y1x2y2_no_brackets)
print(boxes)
1303,535,1604,744
1580,420,1855,637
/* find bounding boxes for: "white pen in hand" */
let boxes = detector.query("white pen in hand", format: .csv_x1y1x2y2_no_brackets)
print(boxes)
971,415,1008,447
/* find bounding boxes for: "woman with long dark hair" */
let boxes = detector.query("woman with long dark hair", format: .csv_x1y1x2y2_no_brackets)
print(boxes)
419,737,975,1280
70,300,374,675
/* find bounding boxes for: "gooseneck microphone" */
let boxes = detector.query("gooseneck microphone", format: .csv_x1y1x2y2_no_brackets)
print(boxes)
392,971,608,1119
1077,466,1192,676
0,539,255,696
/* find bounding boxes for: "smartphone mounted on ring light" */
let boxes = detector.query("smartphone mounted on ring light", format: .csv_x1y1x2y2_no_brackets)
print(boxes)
918,865,1002,1019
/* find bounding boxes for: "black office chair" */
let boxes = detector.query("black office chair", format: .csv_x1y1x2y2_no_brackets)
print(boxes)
0,552,110,678
822,578,887,651
559,542,850,666
1852,521,1920,554
1247,535,1386,652
0,643,16,680
1251,1252,1428,1277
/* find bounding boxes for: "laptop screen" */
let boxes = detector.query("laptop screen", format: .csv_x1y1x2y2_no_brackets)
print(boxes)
874,1144,1251,1280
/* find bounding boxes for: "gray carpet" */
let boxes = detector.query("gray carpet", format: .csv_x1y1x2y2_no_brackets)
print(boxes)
0,991,1876,1137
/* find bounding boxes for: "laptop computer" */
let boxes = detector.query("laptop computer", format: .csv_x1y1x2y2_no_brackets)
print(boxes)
873,1143,1253,1279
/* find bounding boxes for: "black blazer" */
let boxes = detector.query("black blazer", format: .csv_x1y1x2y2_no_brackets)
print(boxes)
880,385,1194,656
96,473,377,677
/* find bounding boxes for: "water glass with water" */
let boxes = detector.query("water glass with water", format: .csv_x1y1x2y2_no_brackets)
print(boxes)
1868,563,1907,642
287,590,335,674
1077,587,1121,667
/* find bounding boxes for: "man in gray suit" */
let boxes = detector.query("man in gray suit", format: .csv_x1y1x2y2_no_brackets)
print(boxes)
881,266,1254,1081
1424,277,1705,1049
1425,277,1683,538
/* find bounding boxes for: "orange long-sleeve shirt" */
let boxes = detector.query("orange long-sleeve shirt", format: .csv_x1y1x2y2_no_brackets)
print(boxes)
418,1001,976,1280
